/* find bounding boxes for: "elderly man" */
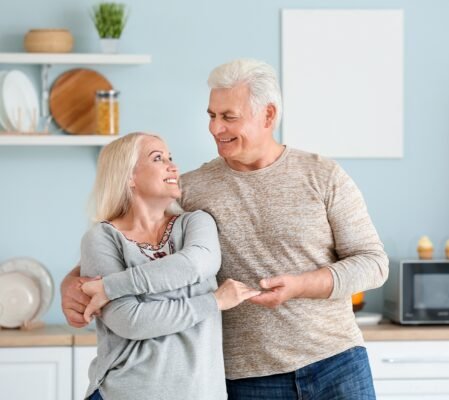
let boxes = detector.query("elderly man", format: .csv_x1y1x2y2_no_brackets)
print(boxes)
62,59,388,400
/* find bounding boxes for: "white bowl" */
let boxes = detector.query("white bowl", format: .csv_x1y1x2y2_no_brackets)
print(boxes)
0,272,40,328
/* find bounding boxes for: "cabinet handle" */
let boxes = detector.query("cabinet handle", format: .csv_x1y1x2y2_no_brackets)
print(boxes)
382,357,449,364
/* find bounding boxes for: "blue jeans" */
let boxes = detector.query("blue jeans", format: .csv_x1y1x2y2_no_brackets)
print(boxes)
90,389,103,400
226,346,376,400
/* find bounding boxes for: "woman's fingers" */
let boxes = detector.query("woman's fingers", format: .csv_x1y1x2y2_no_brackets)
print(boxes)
83,293,110,323
83,302,96,323
215,279,261,310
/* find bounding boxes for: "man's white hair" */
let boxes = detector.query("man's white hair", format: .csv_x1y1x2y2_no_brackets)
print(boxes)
207,59,283,131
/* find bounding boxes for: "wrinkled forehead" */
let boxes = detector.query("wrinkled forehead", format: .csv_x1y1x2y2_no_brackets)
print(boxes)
208,84,251,111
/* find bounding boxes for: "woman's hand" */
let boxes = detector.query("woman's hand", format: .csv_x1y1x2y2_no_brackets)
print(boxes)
81,279,110,323
214,279,261,311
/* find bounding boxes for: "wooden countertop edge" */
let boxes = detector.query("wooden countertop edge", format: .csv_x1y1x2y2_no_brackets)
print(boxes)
0,325,72,347
361,323,449,341
3,323,449,347
62,325,97,346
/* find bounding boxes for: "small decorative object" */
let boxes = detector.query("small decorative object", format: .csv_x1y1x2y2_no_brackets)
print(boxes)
446,239,449,259
24,29,73,53
91,2,129,53
417,236,433,260
352,291,365,312
96,90,120,135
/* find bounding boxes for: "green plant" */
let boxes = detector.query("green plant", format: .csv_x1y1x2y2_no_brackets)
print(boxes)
91,2,129,38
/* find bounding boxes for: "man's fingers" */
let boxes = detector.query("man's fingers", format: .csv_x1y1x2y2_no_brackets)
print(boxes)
249,291,278,307
64,309,89,328
64,300,88,314
79,276,101,284
242,290,262,300
72,290,92,307
260,276,285,289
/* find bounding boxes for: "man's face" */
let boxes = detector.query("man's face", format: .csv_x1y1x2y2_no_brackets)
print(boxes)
207,84,271,169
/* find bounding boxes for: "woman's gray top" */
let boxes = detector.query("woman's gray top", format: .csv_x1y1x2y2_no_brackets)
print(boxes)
80,211,226,400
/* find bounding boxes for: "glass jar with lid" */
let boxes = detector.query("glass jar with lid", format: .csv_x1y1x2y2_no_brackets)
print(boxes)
96,90,120,135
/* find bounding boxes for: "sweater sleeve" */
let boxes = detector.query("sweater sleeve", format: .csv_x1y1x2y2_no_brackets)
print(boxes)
80,225,219,340
99,292,218,340
102,211,221,300
324,164,389,299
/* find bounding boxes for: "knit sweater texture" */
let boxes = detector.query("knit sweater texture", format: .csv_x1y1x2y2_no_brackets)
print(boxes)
180,147,389,380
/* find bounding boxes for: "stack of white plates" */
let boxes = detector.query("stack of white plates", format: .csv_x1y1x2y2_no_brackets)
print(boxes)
0,70,39,132
0,257,54,328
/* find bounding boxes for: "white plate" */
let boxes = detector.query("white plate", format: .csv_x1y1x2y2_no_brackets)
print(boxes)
0,257,54,322
0,271,41,328
0,70,12,131
1,70,39,132
355,312,383,326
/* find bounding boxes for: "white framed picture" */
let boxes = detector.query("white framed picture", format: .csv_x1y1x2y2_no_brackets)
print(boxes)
282,9,403,158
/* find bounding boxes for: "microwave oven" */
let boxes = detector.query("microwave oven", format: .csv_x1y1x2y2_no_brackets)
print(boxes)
384,260,449,324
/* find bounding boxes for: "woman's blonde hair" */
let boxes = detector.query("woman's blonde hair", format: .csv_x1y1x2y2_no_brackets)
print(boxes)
89,132,159,222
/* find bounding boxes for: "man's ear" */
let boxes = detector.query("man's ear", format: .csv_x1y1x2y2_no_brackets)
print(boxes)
264,104,277,128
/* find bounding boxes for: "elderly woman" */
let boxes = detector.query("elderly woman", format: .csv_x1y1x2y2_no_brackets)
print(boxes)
80,132,259,400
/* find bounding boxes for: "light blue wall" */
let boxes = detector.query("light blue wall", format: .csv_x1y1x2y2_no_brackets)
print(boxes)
0,0,448,323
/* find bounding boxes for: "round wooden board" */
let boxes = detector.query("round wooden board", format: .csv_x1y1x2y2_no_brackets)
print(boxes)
49,68,113,134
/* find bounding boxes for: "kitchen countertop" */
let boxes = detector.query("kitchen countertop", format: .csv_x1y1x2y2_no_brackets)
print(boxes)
2,322,449,347
0,324,72,347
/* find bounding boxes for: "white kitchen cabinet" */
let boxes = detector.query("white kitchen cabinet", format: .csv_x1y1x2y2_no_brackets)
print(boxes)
365,341,449,399
74,346,97,400
0,346,72,400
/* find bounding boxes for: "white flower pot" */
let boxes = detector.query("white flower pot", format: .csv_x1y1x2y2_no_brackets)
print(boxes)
100,38,119,54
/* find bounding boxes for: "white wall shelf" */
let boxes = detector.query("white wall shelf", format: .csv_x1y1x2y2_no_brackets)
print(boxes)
0,52,151,146
0,53,151,65
0,134,118,146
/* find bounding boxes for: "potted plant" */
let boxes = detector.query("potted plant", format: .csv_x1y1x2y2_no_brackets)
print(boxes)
91,2,129,53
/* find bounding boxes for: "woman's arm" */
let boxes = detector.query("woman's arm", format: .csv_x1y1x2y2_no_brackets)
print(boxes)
80,224,221,339
100,292,218,341
102,211,222,300
81,224,260,338
100,278,261,340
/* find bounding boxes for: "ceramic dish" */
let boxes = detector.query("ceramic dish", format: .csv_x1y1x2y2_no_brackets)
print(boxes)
1,70,39,132
355,312,383,326
0,271,41,328
0,70,13,131
0,257,54,322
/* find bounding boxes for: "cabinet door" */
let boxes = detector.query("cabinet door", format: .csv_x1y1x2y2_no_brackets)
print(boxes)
366,341,449,398
366,341,449,379
0,347,72,400
74,346,97,400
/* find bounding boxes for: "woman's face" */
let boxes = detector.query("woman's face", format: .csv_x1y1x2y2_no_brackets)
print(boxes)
130,136,181,201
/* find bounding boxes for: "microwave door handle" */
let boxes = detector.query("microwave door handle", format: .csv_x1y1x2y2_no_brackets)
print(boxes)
382,357,449,364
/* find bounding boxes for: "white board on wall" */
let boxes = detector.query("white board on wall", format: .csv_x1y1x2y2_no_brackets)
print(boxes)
282,9,403,158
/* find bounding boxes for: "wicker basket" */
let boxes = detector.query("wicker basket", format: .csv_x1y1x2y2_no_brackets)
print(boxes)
24,29,74,53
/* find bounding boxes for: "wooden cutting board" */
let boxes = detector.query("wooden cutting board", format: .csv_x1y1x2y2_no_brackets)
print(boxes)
49,68,113,134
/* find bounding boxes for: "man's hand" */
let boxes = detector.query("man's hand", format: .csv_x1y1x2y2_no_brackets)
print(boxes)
250,268,334,308
60,267,99,328
249,275,300,308
81,279,110,323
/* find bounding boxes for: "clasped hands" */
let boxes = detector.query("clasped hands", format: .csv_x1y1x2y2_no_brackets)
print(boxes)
78,273,302,323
